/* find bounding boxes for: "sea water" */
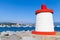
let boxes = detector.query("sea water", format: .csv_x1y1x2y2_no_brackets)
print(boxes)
0,26,35,32
0,25,60,32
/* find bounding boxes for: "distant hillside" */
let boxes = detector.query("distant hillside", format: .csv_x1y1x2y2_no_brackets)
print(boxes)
0,22,17,25
0,22,60,26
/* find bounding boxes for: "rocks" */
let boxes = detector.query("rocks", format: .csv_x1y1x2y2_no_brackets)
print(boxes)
0,31,60,40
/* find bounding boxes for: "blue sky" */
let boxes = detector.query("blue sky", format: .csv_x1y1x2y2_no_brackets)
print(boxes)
0,0,60,23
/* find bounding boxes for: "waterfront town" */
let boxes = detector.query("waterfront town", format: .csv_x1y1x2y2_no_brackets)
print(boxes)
0,22,35,27
0,22,59,27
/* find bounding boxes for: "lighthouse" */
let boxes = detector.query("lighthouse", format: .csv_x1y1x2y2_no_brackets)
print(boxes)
32,4,56,35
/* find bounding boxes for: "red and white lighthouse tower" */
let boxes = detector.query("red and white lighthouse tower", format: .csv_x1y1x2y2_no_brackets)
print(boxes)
32,4,56,35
